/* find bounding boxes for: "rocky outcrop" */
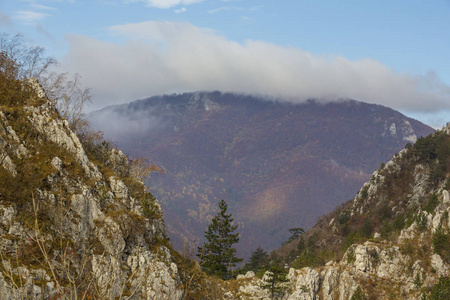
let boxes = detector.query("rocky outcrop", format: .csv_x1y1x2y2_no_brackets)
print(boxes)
224,130,450,299
225,191,449,299
382,120,417,143
0,111,27,177
1,80,447,299
0,93,184,298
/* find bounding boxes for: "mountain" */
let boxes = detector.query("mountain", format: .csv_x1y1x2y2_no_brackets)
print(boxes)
89,92,434,256
222,125,450,299
0,71,447,298
0,79,206,298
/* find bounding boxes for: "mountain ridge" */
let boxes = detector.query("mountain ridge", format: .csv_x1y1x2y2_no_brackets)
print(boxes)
89,92,434,256
220,124,450,299
0,77,447,298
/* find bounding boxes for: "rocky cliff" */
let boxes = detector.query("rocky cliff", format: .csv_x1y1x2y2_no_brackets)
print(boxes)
219,128,450,299
1,80,448,299
0,82,188,299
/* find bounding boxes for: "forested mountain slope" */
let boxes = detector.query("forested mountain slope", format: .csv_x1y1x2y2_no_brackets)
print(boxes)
219,125,450,299
89,92,434,255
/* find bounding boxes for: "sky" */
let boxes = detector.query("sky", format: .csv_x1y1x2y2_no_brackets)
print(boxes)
1,0,450,128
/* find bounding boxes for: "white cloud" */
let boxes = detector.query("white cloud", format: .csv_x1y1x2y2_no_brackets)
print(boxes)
29,4,57,11
14,10,50,23
240,16,252,21
208,7,243,14
60,21,450,114
125,0,204,9
174,7,187,13
249,5,263,11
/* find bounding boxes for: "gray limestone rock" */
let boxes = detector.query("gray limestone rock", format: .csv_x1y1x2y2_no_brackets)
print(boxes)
0,94,183,299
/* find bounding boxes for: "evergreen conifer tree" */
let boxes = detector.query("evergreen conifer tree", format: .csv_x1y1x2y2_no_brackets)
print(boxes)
260,262,289,300
197,199,242,279
243,246,269,273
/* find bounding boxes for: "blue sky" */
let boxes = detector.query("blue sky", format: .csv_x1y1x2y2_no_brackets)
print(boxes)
1,0,450,127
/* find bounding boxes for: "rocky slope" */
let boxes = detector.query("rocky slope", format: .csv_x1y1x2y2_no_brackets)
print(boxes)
0,82,190,298
1,80,446,299
89,92,434,255
220,127,450,299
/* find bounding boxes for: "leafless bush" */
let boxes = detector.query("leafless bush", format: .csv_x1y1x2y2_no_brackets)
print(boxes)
0,33,55,80
41,72,93,133
1,32,93,135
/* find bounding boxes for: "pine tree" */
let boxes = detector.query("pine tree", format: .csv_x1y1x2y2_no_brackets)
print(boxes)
260,262,289,300
197,199,243,279
243,246,269,273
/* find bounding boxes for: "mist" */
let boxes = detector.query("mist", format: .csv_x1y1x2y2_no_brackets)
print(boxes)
60,21,450,120
88,106,163,141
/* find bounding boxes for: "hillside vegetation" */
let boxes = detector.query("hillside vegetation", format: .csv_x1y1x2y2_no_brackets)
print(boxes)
220,126,450,299
2,34,448,299
1,35,226,299
89,92,434,255
276,129,450,268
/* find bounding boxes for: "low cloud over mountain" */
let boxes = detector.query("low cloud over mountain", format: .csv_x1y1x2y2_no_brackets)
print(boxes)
60,21,450,118
89,92,435,255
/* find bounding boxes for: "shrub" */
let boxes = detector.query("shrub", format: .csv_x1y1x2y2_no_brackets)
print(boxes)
380,221,393,239
393,215,406,231
428,276,450,300
432,230,450,263
140,191,162,220
0,58,36,106
338,210,351,224
360,186,369,200
400,239,415,256
379,204,392,221
413,132,450,187
351,286,366,300
346,246,356,264
343,231,365,251
415,211,428,231
424,194,440,213
292,234,330,269
361,220,374,239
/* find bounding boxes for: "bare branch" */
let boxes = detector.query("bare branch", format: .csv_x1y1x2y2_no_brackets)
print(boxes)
41,72,93,132
0,33,56,80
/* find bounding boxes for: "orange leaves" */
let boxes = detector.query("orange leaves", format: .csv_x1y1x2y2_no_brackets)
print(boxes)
129,157,164,182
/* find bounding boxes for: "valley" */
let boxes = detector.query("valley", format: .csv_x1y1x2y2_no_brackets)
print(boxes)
89,92,434,256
